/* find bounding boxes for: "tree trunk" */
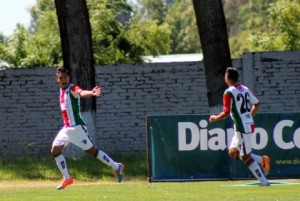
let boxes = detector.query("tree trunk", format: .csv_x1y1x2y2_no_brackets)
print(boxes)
54,0,97,156
192,0,232,108
54,0,95,112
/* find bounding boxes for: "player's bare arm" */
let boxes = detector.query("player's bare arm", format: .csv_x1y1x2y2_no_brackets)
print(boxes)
80,86,101,98
209,112,229,122
251,102,261,117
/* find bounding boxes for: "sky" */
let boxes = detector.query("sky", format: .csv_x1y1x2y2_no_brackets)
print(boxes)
0,0,37,36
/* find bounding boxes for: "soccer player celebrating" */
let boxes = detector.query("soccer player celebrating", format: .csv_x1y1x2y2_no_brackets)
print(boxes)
209,67,270,186
51,66,124,190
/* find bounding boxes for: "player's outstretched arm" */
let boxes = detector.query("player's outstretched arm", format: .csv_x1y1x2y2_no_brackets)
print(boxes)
80,86,101,98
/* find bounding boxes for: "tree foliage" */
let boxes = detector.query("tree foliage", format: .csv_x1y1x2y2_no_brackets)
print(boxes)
134,0,168,23
249,0,300,51
0,0,61,67
1,0,299,67
88,0,144,64
133,0,201,54
0,0,172,67
165,0,201,53
127,17,172,56
224,0,300,58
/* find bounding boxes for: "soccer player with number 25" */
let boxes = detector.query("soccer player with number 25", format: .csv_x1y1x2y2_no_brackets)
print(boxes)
51,66,124,190
209,67,270,186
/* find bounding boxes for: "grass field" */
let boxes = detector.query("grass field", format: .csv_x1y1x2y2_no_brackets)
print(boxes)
0,155,299,201
0,180,300,201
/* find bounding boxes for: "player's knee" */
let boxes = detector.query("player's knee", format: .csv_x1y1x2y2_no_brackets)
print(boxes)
241,154,254,165
51,150,61,157
85,147,97,157
51,145,64,156
241,153,251,162
228,148,239,159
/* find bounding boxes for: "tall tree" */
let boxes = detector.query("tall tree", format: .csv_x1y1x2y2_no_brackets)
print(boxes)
54,0,95,112
192,0,232,108
54,0,96,155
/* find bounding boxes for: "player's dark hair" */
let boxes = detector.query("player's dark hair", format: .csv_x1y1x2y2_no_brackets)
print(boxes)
226,67,238,83
56,66,70,76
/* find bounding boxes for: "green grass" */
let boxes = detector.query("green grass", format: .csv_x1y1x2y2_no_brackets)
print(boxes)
0,154,299,201
0,180,300,201
0,153,148,181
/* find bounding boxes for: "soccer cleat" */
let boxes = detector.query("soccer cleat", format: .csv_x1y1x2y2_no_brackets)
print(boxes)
261,155,270,176
114,163,125,183
56,177,74,190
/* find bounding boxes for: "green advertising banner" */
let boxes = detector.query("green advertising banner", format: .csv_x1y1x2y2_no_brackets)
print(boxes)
146,113,300,182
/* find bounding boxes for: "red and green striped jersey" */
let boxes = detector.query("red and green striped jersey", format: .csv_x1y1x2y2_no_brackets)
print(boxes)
223,84,259,133
60,83,86,127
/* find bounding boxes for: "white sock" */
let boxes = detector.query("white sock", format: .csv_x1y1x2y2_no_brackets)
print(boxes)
97,150,118,170
55,154,70,179
248,161,268,185
251,154,262,164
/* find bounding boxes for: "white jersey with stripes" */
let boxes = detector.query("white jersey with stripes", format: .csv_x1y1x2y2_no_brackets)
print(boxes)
223,84,259,133
60,83,86,127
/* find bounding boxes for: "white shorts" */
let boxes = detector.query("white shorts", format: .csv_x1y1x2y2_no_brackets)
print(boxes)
229,131,252,156
52,125,93,150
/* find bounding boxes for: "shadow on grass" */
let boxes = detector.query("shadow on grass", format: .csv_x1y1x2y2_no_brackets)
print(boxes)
0,153,148,181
